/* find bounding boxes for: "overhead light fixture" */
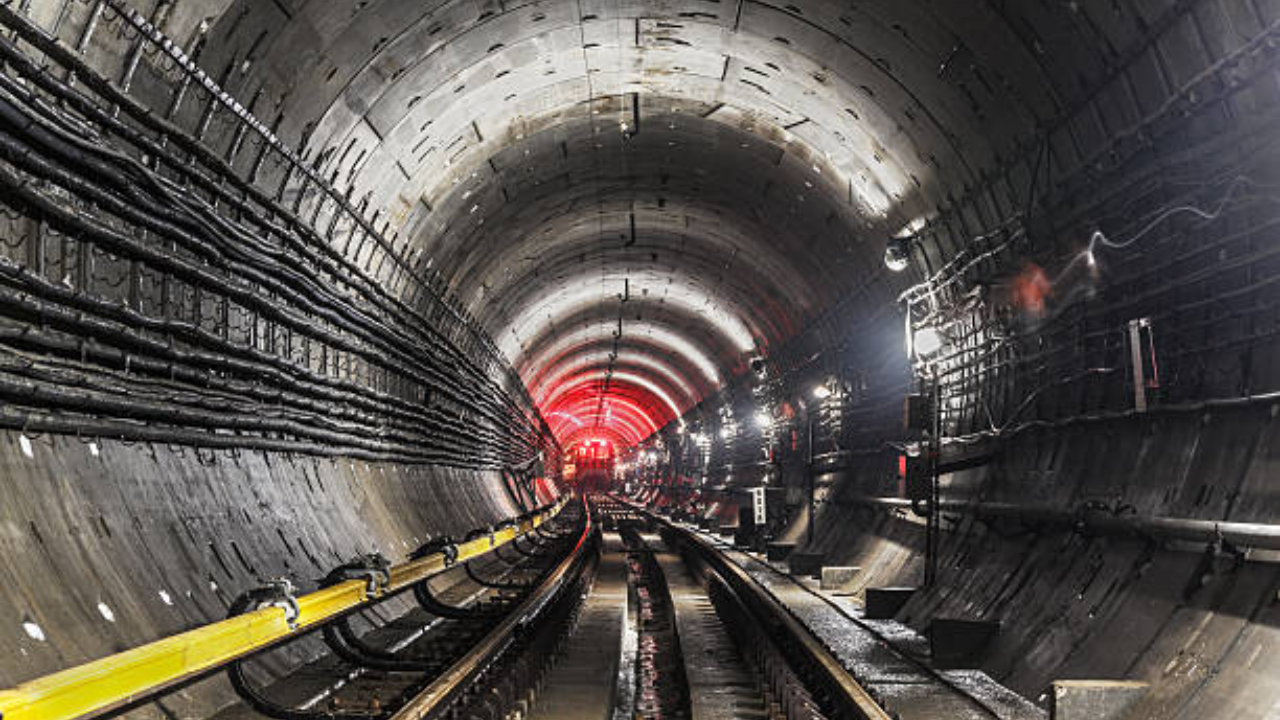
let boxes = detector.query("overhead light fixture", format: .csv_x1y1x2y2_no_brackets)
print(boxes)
884,235,913,272
913,327,944,357
812,384,832,400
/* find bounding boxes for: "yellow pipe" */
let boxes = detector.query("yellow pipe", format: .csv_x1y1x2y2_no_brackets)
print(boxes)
0,498,569,720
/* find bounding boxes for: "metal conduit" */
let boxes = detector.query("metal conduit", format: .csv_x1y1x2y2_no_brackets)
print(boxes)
843,496,1280,551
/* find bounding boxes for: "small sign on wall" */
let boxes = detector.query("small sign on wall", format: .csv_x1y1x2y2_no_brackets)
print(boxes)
749,486,766,526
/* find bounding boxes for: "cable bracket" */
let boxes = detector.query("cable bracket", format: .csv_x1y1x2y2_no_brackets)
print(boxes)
231,578,300,630
323,553,391,598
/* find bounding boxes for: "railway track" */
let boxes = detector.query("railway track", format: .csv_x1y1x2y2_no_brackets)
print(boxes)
2,494,1036,720
524,496,891,720
635,503,1043,720
200,495,894,720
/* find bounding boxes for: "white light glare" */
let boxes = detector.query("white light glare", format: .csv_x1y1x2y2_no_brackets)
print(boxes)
22,620,45,642
914,327,944,357
720,426,735,440
754,411,772,429
884,236,912,272
812,385,832,400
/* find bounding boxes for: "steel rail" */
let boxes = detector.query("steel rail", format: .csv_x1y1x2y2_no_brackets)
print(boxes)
638,506,893,720
389,500,596,720
0,497,571,720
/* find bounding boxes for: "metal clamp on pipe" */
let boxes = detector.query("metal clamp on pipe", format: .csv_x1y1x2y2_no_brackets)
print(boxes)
322,553,392,599
465,525,498,548
412,536,459,567
228,579,301,630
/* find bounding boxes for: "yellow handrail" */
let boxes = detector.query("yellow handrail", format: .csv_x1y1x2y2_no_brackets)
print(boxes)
0,497,570,720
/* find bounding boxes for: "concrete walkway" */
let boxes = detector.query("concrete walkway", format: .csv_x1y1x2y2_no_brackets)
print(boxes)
528,533,629,720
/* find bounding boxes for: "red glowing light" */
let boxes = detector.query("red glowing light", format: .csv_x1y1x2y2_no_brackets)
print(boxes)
1012,262,1051,317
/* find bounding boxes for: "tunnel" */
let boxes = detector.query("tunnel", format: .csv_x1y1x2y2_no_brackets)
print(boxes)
0,0,1277,718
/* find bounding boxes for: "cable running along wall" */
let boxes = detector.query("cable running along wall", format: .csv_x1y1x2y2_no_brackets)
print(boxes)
0,3,558,468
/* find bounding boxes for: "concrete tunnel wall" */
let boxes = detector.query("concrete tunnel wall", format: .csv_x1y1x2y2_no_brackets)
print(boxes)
0,2,559,704
621,27,1280,711
810,405,1280,719
0,430,525,715
634,235,1280,717
641,324,1280,717
0,0,1278,718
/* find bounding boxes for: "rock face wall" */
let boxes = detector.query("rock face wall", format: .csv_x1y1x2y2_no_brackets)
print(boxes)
806,402,1280,720
0,429,524,715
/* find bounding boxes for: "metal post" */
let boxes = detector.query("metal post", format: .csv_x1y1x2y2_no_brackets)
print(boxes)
925,377,941,587
1128,319,1148,412
807,415,816,547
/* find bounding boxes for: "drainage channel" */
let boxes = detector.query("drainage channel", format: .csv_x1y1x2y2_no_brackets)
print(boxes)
620,526,694,720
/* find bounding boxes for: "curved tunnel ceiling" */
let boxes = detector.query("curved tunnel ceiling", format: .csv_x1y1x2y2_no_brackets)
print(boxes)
197,0,1064,447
